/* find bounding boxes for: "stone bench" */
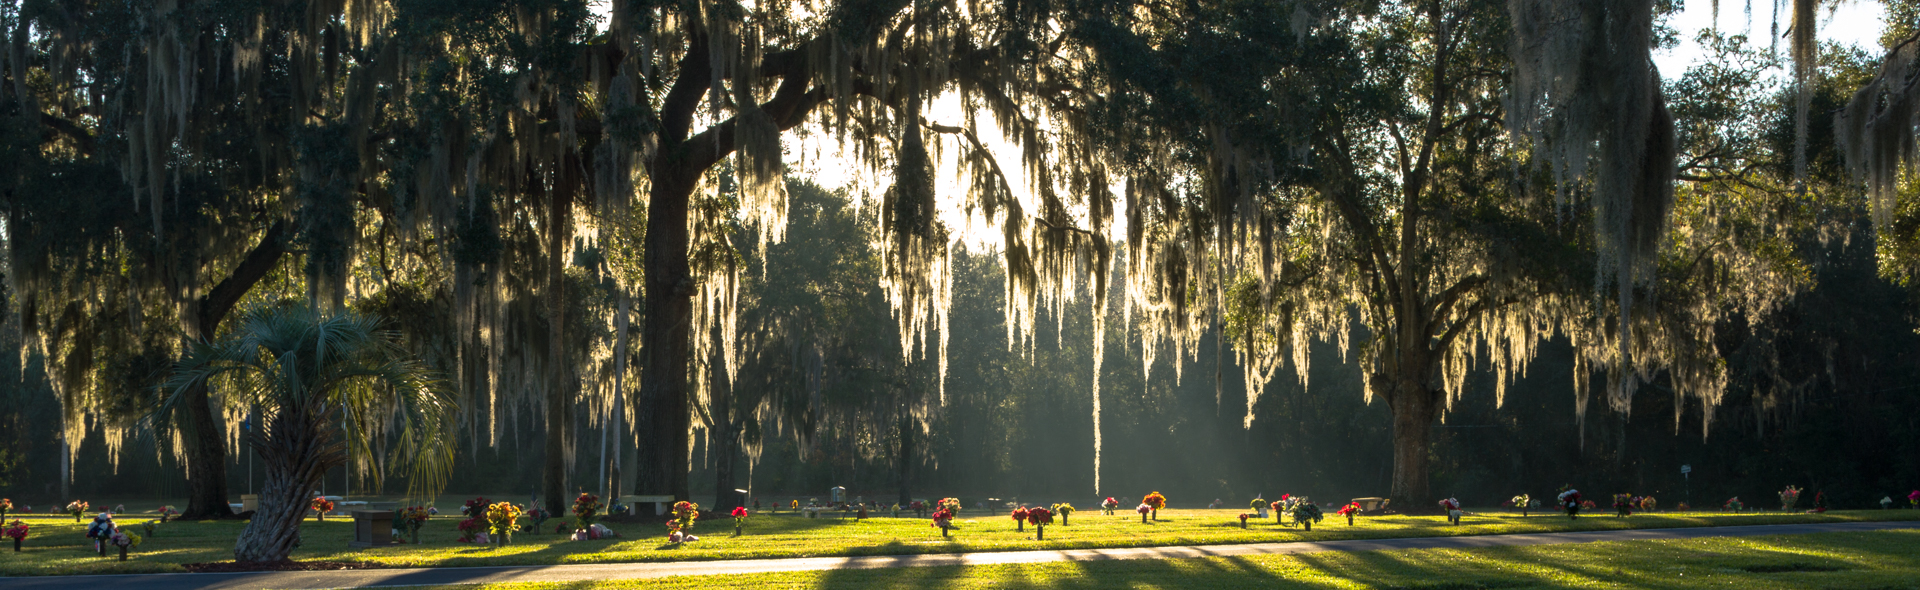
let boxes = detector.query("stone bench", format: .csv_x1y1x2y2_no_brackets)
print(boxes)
620,495,675,516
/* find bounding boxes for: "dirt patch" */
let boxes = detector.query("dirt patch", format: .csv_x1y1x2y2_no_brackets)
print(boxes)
182,560,385,573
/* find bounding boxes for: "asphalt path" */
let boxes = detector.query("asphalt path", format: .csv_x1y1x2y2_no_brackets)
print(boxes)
2,520,1915,590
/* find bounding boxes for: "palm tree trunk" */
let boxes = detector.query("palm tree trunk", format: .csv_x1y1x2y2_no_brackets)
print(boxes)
234,414,333,563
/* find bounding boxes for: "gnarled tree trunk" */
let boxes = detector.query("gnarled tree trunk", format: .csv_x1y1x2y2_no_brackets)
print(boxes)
1382,366,1441,506
182,221,289,520
233,411,337,563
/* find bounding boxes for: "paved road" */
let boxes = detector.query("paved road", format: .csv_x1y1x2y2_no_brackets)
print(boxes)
3,520,1915,590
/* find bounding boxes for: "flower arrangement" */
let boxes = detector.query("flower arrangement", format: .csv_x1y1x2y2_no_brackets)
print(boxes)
398,507,431,543
1724,497,1744,511
909,500,926,517
1612,494,1634,517
1511,494,1531,517
931,506,956,537
1136,503,1152,523
108,529,140,560
665,501,700,543
484,502,523,543
156,505,179,522
1556,488,1582,519
1676,502,1691,511
461,497,491,517
140,521,156,538
1438,497,1463,525
1882,496,1895,509
456,517,487,543
1142,492,1167,521
1810,491,1828,513
3,520,27,552
1638,496,1657,512
731,506,749,535
1780,485,1802,511
1289,497,1324,531
1336,502,1361,526
1581,500,1596,510
524,507,551,533
66,501,88,522
1027,506,1054,540
311,497,336,521
1909,490,1920,509
1053,503,1075,526
1102,497,1120,515
1237,513,1251,528
572,493,604,531
1250,498,1270,516
1011,506,1030,532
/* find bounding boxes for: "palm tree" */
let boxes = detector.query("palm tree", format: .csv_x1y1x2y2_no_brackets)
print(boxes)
161,305,457,563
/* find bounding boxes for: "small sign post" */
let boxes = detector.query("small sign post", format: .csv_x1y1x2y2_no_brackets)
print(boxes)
1681,464,1692,508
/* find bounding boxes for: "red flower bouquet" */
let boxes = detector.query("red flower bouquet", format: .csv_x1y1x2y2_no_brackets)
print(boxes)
1026,506,1054,540
1011,506,1030,531
311,497,336,521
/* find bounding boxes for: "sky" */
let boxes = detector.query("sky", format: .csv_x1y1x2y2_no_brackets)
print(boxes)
1653,0,1889,78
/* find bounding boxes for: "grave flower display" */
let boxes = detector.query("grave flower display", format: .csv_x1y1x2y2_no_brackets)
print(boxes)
1909,490,1920,509
1438,497,1463,525
909,500,926,517
485,502,522,545
1881,496,1894,509
1511,494,1531,517
3,520,27,552
1612,494,1634,517
108,529,140,561
457,516,486,543
66,501,88,523
311,497,336,521
399,507,431,544
1251,497,1271,519
1810,491,1829,513
1556,488,1582,519
731,506,749,536
1290,497,1324,531
939,497,962,518
1011,506,1029,532
1053,503,1074,525
1336,502,1361,526
524,507,551,533
891,503,901,518
462,497,491,517
1136,503,1152,523
1027,506,1053,540
1638,496,1657,512
1780,485,1803,511
1142,492,1167,520
1724,496,1744,511
665,501,700,543
1237,513,1251,528
1102,497,1120,515
931,506,956,537
85,512,116,555
140,521,156,538
572,493,604,535
156,505,179,522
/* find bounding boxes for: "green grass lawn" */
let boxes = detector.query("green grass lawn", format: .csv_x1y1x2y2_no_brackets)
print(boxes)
382,528,1920,590
1,508,1915,576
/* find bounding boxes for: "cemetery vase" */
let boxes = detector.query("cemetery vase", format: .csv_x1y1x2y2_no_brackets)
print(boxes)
1061,513,1068,526
1017,521,1024,532
118,545,127,561
1036,525,1044,541
1347,514,1354,526
12,538,19,552
1141,512,1147,524
1303,519,1312,532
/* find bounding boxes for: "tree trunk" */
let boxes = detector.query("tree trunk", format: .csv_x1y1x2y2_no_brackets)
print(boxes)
233,413,333,563
543,175,575,517
1385,372,1440,506
635,172,697,502
897,409,913,506
712,363,739,513
181,220,287,520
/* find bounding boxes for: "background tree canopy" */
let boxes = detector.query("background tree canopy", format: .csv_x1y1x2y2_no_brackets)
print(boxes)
0,0,1916,513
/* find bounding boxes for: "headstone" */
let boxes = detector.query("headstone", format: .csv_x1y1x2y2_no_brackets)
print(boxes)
620,495,674,516
367,502,400,511
348,510,396,549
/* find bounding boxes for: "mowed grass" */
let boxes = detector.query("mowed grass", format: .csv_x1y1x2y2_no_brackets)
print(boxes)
1,507,1916,576
384,528,1920,590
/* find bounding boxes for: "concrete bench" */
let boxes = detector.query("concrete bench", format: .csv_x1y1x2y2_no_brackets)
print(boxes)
621,495,675,516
